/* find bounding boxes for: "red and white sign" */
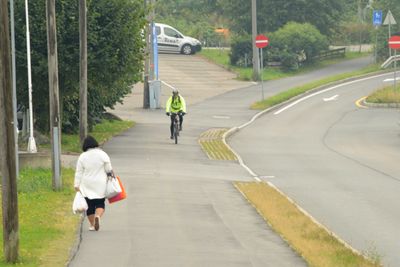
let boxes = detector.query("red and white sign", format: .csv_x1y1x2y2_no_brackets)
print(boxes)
255,34,269,48
389,35,400,49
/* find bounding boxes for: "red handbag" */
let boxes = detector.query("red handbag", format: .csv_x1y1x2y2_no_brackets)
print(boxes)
108,176,127,203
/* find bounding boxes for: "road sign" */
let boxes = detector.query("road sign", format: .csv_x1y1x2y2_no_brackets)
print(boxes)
383,10,397,25
373,10,383,26
255,34,269,48
389,36,400,50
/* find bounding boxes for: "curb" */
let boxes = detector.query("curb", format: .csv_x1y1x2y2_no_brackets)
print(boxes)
363,100,400,109
66,215,84,266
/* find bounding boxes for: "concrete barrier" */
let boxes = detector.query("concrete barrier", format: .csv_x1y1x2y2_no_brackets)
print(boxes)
18,152,51,169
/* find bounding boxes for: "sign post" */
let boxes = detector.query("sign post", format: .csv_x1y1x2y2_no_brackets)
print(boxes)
384,10,397,56
388,36,400,90
255,34,269,100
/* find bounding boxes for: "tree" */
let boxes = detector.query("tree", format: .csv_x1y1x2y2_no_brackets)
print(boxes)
14,0,146,133
220,0,346,37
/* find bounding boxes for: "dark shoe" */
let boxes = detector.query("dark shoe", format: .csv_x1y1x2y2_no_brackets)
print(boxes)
94,216,100,231
170,136,173,139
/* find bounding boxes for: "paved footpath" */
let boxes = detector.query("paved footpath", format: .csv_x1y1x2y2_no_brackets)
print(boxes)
69,54,371,267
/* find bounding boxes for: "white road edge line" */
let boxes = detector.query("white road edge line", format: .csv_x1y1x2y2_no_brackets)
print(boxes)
274,72,391,115
221,73,394,259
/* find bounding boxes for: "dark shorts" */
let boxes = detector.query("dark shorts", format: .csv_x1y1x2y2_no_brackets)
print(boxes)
85,197,105,216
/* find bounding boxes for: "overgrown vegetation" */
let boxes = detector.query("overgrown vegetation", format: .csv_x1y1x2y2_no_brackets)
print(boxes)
15,0,145,133
367,84,400,104
0,168,79,266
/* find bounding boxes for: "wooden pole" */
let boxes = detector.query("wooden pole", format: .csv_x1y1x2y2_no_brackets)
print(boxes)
79,0,88,144
46,0,62,190
0,0,19,262
251,0,260,81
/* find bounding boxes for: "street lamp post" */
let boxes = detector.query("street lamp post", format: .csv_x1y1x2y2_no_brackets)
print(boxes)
10,0,19,176
25,0,37,153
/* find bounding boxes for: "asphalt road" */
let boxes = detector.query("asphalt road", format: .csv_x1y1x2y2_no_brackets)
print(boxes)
69,54,373,266
229,72,400,267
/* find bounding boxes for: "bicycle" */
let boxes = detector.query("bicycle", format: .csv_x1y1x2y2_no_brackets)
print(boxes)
170,112,181,144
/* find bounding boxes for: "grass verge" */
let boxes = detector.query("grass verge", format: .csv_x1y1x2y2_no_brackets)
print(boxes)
0,168,79,266
251,64,381,110
199,48,371,81
366,84,400,103
199,128,237,160
235,182,381,267
39,119,134,153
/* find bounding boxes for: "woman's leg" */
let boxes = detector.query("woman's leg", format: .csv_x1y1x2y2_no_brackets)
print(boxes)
85,198,96,228
93,198,106,231
88,214,95,226
95,208,105,217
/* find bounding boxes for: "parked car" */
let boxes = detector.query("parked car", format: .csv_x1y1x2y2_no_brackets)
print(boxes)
155,23,202,55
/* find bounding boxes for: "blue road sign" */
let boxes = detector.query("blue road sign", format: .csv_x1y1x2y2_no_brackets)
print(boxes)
373,10,383,26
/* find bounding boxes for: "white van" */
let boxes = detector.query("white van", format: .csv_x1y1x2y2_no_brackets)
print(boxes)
155,23,202,55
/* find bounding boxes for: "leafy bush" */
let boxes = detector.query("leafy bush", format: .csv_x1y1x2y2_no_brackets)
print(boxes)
229,34,252,66
269,22,329,70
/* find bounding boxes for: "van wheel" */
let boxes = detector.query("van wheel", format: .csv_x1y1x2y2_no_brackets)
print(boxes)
181,44,193,55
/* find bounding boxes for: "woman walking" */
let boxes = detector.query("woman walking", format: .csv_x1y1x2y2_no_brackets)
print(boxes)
74,135,113,231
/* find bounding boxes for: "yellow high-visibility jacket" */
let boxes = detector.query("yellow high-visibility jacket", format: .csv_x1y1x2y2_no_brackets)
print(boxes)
166,95,186,113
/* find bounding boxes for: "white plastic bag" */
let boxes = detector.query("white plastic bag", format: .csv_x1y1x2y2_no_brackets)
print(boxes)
105,177,122,199
72,192,88,214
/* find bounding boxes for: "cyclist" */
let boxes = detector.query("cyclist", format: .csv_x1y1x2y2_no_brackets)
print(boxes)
165,89,186,139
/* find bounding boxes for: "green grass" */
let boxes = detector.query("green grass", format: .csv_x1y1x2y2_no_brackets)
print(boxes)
40,119,134,153
0,168,79,266
251,64,381,110
199,48,371,82
367,84,400,103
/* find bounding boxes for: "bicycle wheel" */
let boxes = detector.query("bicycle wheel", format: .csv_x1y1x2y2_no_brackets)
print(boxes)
174,122,179,144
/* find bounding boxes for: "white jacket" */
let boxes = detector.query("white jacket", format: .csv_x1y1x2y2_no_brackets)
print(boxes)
74,148,113,199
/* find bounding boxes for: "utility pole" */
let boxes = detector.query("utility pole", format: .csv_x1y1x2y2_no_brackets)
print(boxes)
79,0,88,144
143,0,150,108
0,0,20,262
46,0,62,190
251,0,260,81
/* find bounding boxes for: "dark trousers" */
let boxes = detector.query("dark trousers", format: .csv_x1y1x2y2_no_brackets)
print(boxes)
85,197,105,216
170,113,183,136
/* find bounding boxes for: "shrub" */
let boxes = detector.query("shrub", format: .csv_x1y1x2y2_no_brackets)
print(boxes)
269,22,329,69
229,34,252,66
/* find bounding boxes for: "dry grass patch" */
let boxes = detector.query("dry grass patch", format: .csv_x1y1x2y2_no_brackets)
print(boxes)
235,182,381,267
366,84,400,103
199,128,237,160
